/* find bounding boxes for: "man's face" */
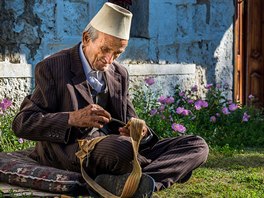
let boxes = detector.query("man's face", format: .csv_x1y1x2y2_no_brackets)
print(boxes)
82,31,128,71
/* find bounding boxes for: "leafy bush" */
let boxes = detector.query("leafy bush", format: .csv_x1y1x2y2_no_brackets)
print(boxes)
131,78,264,148
0,98,35,152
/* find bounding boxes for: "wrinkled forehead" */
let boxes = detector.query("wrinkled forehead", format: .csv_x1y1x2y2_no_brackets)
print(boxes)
96,31,128,49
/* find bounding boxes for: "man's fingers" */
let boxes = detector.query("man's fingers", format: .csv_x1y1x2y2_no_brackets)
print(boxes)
119,127,130,136
90,107,111,120
68,104,111,128
96,110,111,119
90,115,110,127
92,122,104,128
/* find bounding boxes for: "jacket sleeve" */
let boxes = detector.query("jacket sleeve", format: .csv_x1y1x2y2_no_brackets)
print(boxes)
12,61,71,144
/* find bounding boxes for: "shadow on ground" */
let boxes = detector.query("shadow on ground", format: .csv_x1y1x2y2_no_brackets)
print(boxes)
204,150,264,169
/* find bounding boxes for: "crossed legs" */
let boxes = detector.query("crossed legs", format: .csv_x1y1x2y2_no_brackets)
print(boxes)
85,135,209,191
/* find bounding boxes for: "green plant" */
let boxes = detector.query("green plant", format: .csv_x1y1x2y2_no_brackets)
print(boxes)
131,78,264,148
0,98,35,152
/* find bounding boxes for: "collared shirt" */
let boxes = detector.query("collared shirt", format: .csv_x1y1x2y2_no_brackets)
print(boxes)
79,43,105,93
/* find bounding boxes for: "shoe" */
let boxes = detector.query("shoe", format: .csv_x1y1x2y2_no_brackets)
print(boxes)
89,173,155,198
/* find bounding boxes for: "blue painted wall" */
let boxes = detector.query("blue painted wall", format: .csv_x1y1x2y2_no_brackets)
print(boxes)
0,0,235,103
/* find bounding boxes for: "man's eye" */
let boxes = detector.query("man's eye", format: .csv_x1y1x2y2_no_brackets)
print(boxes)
115,51,123,56
113,52,122,59
101,47,109,53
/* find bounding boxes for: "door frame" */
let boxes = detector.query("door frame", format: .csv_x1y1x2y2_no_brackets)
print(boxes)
234,0,246,105
234,0,264,106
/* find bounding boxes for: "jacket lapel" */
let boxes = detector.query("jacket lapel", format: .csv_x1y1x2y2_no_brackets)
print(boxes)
105,65,123,120
69,43,94,105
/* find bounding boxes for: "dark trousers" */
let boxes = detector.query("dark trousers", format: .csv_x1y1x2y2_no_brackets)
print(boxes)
85,135,209,191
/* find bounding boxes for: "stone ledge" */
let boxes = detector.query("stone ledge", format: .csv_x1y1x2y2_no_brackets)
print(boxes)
124,64,196,76
0,62,32,78
0,62,195,78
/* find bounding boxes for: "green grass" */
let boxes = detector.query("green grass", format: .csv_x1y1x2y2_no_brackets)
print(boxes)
156,148,264,198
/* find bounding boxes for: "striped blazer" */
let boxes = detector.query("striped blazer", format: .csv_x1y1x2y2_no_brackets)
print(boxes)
12,43,139,171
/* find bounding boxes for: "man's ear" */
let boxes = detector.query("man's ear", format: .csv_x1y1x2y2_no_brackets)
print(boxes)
82,32,90,46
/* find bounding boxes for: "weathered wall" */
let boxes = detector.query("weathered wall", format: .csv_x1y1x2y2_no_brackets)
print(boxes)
125,0,234,98
0,0,234,106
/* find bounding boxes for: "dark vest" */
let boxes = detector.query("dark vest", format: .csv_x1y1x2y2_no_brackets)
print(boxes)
90,73,109,109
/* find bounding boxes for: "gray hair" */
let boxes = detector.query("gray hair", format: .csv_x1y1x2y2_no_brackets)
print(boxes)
83,24,99,41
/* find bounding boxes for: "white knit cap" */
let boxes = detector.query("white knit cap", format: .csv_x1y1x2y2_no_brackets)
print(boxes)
88,2,132,40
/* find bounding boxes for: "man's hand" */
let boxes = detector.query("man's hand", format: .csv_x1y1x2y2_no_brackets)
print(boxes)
118,118,148,137
68,104,111,128
118,126,130,136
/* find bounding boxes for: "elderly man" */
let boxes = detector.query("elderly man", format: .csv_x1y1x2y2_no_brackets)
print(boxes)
12,2,209,197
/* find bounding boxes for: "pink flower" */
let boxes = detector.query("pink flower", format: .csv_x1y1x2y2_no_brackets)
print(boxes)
248,95,254,100
165,96,174,104
228,103,238,111
18,138,24,144
210,116,216,123
0,98,12,111
171,123,186,134
187,99,194,104
242,112,250,122
222,107,230,115
216,83,221,89
194,100,208,110
176,107,184,114
150,109,157,116
182,110,189,116
145,77,155,86
179,91,185,97
195,102,202,110
158,96,167,104
202,101,208,108
205,84,213,89
176,107,190,116
191,85,198,92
